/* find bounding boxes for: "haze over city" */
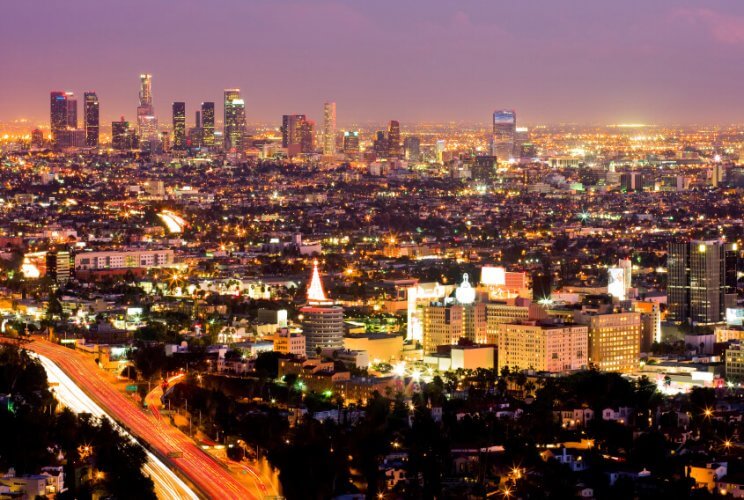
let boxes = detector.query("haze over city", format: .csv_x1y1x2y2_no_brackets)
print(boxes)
3,0,744,125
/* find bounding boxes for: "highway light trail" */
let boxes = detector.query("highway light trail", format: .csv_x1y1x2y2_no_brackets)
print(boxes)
34,352,199,500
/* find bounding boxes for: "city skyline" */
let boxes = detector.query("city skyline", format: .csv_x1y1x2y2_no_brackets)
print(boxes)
3,1,744,125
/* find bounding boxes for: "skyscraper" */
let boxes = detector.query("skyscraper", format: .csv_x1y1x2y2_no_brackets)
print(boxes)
223,89,246,152
403,136,421,162
322,102,336,156
137,74,158,144
299,118,315,153
387,120,401,158
84,92,99,147
50,91,68,143
201,102,215,147
172,102,186,150
491,109,516,162
65,92,78,129
301,261,344,357
343,130,360,154
281,114,305,148
668,240,738,325
112,117,134,150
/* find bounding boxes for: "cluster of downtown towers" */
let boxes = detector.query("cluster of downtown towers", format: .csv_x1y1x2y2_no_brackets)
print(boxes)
48,74,521,159
48,74,338,155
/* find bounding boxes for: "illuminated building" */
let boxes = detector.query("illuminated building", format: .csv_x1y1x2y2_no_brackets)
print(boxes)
491,109,516,162
387,120,401,157
576,311,641,372
74,249,174,271
111,118,136,150
46,251,71,285
301,261,344,357
342,130,360,154
435,139,446,163
485,298,548,344
373,130,387,156
496,322,588,373
403,136,420,162
422,274,485,353
136,74,158,144
273,328,306,357
201,102,215,147
31,128,44,148
64,92,77,129
299,118,315,153
634,301,661,351
668,240,738,325
607,267,626,300
50,91,69,144
83,92,99,147
322,102,336,156
620,172,643,192
471,155,497,183
188,110,203,148
479,266,531,300
172,102,186,150
725,341,744,382
223,89,246,152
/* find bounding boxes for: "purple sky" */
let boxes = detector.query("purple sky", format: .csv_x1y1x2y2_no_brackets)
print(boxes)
2,0,744,126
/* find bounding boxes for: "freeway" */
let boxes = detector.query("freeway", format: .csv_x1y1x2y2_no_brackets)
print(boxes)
35,352,198,500
24,338,265,499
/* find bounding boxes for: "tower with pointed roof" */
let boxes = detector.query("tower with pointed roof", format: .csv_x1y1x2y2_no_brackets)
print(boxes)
301,261,344,357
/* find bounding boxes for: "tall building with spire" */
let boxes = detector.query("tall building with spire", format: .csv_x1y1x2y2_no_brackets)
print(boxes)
322,102,336,156
301,261,344,357
223,89,246,153
137,73,158,144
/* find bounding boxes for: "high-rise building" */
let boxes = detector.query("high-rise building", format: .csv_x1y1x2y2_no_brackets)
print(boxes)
422,274,486,353
31,129,44,148
172,102,186,150
201,102,215,147
301,261,344,357
491,109,516,162
497,322,588,373
373,130,388,157
83,92,99,147
299,118,314,153
112,118,136,150
46,251,71,285
50,91,69,144
403,136,421,162
343,130,360,154
387,120,401,157
65,92,78,129
223,89,246,152
471,155,497,183
667,240,738,325
322,102,336,156
281,114,305,148
137,74,158,144
575,311,641,372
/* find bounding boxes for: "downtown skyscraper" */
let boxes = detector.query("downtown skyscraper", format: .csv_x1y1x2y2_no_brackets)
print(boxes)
201,101,215,148
50,91,79,146
172,102,186,150
137,74,158,144
223,89,245,153
491,109,516,162
84,92,99,147
323,102,336,156
667,239,738,325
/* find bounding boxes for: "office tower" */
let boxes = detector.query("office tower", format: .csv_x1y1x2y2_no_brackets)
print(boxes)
422,274,485,353
299,118,314,153
491,109,516,162
201,102,215,147
281,114,305,148
667,240,738,325
621,172,643,192
46,251,70,285
112,117,134,150
497,323,588,373
189,110,203,148
575,311,641,372
343,130,360,154
50,91,68,143
322,102,336,156
472,155,497,183
83,92,99,147
137,74,158,143
65,92,78,129
387,120,401,157
223,89,246,152
435,139,446,163
373,130,388,156
172,102,186,150
403,136,421,162
301,261,344,357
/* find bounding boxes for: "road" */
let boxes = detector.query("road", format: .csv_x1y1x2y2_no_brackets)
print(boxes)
23,338,267,500
35,352,198,500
